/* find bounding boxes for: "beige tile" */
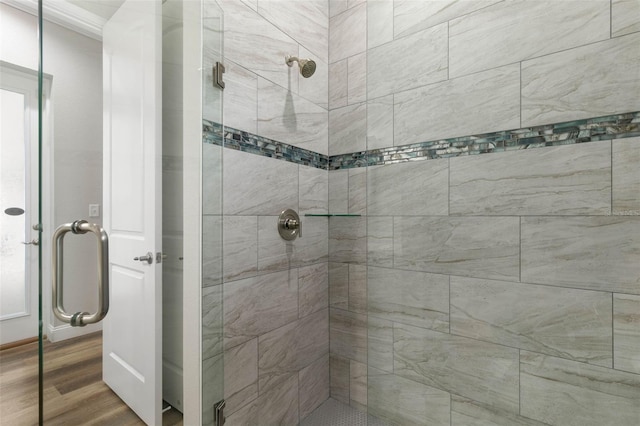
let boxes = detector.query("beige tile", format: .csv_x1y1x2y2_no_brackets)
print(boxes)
329,102,367,156
614,293,640,374
202,215,222,287
224,338,258,415
203,284,223,358
299,165,328,215
368,23,448,100
330,308,367,363
348,167,367,215
367,316,393,373
299,263,329,318
329,2,366,63
258,309,329,394
202,353,224,425
449,0,609,78
329,59,348,109
521,216,640,294
395,323,519,412
367,95,393,150
369,266,449,332
349,360,367,411
450,142,612,215
367,159,449,216
223,269,299,348
613,137,640,215
329,170,349,214
299,355,330,420
368,367,451,426
202,143,222,215
395,64,520,144
329,216,367,264
367,0,393,49
223,61,258,134
257,215,293,274
522,32,640,126
520,351,640,426
347,52,366,105
612,0,640,37
348,264,367,314
367,216,393,268
329,355,350,404
394,216,520,281
329,262,349,310
292,216,329,268
256,373,299,426
329,0,347,18
223,216,258,282
451,276,612,367
451,395,548,426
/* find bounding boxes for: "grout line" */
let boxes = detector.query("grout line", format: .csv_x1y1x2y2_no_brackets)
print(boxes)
519,216,522,283
612,292,615,370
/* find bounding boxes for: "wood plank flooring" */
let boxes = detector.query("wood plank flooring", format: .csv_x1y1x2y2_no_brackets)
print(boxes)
0,332,183,425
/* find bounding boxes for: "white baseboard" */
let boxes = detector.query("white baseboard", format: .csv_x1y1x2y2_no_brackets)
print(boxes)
47,321,102,343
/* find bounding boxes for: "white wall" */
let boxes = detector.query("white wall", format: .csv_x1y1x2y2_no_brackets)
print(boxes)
0,3,103,339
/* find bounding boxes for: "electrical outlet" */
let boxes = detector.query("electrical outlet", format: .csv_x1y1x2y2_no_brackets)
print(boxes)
89,204,100,217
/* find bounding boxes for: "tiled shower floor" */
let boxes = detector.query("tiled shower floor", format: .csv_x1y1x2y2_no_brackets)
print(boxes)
301,399,390,426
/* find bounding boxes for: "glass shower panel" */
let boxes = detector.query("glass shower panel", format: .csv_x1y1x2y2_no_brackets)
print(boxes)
201,1,224,424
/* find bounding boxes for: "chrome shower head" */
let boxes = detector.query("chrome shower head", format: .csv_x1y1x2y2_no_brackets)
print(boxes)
285,55,316,78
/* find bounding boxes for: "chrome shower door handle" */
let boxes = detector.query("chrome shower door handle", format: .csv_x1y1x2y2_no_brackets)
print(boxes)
52,220,109,327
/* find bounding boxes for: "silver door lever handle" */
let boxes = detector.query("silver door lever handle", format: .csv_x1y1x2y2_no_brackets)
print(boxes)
22,239,39,246
134,252,153,264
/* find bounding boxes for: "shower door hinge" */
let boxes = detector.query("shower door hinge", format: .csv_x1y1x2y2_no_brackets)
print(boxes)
214,399,226,426
213,62,225,90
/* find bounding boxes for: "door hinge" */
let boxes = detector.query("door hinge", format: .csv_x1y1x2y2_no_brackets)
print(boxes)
213,62,225,90
214,399,226,426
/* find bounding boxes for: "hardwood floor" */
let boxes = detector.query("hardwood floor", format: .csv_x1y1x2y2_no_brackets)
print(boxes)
0,332,183,425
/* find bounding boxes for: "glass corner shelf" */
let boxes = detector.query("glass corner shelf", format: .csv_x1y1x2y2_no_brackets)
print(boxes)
304,213,362,217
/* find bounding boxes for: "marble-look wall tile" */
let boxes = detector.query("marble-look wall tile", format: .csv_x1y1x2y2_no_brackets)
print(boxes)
329,170,348,213
299,263,328,318
330,307,367,363
329,2,366,63
367,23,448,100
256,373,299,426
299,355,330,421
348,264,367,314
449,0,609,78
202,353,224,425
203,284,223,358
299,45,328,110
223,61,258,134
259,309,328,394
450,142,612,215
394,216,520,281
367,159,448,216
292,217,329,267
368,267,449,332
224,401,258,426
223,149,298,215
202,215,222,287
299,165,328,215
329,355,350,404
258,78,328,155
350,360,367,411
395,64,520,144
223,216,258,282
614,294,640,374
203,143,222,215
329,102,367,156
520,351,640,426
224,269,299,348
368,367,451,426
521,217,640,294
394,323,519,412
451,276,612,367
257,0,328,63
329,59,348,110
394,0,500,39
224,338,258,414
522,32,640,127
329,262,349,310
451,395,549,426
329,216,367,264
347,52,366,105
613,137,640,215
367,216,393,268
612,0,640,37
367,95,393,150
222,0,298,89
329,0,347,18
348,167,367,215
367,0,393,49
258,215,293,274
367,316,393,373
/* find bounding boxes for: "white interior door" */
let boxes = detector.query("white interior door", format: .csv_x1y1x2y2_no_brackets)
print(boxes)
0,64,39,346
102,0,162,424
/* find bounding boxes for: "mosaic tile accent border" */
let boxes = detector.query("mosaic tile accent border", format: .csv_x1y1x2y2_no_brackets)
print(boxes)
203,112,640,170
332,111,640,170
203,120,329,169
